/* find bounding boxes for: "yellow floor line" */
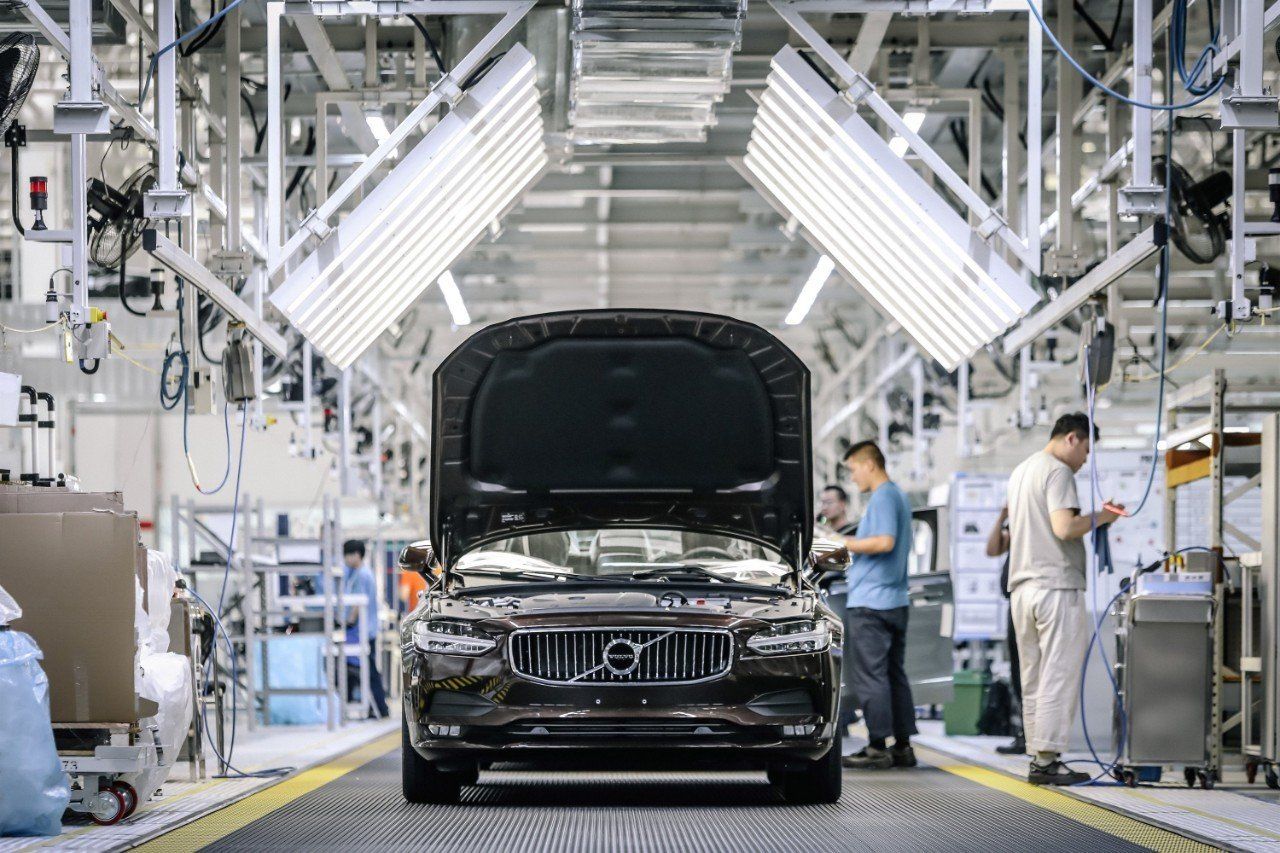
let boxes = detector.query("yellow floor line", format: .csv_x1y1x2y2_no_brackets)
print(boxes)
131,733,398,853
916,747,1216,853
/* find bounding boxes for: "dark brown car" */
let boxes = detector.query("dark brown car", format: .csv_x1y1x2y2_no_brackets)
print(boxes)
401,310,842,804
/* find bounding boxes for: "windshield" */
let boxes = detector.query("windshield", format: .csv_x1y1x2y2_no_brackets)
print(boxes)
454,529,789,587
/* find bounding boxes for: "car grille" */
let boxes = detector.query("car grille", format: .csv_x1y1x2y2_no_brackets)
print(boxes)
508,627,733,684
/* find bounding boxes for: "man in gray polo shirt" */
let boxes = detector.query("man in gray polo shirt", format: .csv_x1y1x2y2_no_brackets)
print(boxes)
1007,413,1123,785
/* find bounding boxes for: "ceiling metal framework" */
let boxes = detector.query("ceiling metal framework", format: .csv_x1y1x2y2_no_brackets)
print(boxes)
2,0,1280,512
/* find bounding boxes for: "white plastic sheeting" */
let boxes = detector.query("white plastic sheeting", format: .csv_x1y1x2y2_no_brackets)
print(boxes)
0,582,70,837
128,551,192,802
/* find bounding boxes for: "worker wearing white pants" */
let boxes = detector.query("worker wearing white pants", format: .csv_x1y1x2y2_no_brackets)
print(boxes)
1010,585,1089,755
1006,413,1123,786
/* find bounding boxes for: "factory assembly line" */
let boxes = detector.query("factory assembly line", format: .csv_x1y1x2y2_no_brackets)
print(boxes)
6,0,1280,850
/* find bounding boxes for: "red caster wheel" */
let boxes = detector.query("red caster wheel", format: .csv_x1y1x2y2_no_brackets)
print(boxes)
87,788,127,826
111,782,139,818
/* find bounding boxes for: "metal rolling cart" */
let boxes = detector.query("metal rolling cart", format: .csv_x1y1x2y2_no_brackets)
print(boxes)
1110,561,1216,789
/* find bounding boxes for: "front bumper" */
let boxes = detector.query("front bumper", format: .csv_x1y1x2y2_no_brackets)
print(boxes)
402,642,839,769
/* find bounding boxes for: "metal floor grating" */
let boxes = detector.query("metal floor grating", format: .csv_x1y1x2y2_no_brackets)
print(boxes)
201,751,1161,852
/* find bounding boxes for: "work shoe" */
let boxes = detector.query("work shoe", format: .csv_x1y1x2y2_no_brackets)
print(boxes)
996,735,1026,756
891,745,917,768
1028,760,1089,786
842,746,893,770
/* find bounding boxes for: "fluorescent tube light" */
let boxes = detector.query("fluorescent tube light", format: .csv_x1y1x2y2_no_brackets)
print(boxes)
436,271,471,326
784,255,834,325
365,113,391,143
743,46,1039,372
270,46,548,369
888,110,926,157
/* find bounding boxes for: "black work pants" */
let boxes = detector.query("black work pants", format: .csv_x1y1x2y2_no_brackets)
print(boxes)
1006,603,1022,703
848,606,918,743
346,639,390,718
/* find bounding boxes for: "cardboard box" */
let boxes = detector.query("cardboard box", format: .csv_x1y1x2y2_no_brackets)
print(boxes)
0,487,126,514
0,511,150,724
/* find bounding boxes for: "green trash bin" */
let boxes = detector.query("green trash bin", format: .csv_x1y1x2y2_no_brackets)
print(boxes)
944,669,991,735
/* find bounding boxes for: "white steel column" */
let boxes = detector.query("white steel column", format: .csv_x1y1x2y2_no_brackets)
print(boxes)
267,2,284,270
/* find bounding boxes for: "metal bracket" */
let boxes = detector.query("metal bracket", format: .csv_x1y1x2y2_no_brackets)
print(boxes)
1220,91,1280,129
839,74,876,106
1117,184,1166,217
1042,248,1087,278
143,188,193,219
52,101,111,136
1216,298,1254,321
299,211,333,241
209,252,254,277
976,210,1006,240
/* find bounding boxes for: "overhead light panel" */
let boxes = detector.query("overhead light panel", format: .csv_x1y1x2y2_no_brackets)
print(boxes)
784,255,834,326
744,46,1039,372
437,271,471,327
270,46,547,369
888,110,926,157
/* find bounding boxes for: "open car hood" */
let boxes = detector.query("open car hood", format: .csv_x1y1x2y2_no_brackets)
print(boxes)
430,310,812,570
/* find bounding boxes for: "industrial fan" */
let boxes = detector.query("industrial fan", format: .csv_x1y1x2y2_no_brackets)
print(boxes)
0,33,38,136
87,164,156,268
2,33,40,235
1157,158,1230,264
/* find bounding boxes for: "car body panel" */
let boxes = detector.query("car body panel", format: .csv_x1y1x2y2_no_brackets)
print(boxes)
430,310,812,569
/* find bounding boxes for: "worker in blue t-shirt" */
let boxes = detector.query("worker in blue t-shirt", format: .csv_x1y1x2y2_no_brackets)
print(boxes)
834,440,917,770
342,540,389,719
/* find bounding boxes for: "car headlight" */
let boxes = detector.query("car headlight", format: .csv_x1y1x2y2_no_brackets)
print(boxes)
746,619,830,655
412,620,497,655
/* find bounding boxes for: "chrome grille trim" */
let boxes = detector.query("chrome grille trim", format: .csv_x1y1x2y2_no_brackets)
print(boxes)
508,626,734,685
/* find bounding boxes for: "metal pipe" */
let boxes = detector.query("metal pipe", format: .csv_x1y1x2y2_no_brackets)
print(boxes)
267,1,284,269
225,7,243,251
155,0,178,197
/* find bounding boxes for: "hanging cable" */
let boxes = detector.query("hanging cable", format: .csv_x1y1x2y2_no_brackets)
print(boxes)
410,16,447,77
138,0,251,107
1025,0,1224,111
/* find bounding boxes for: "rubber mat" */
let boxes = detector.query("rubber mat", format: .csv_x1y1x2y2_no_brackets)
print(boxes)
201,750,1159,852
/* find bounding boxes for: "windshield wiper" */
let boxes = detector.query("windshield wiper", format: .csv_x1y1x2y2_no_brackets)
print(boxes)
629,564,730,583
459,568,619,583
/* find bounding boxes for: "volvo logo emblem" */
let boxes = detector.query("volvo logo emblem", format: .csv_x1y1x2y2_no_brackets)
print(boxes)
602,638,641,676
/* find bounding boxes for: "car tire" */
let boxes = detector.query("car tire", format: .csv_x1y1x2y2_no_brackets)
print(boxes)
402,713,464,804
778,743,843,804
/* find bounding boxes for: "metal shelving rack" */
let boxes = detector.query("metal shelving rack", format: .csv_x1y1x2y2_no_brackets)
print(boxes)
171,494,369,734
243,494,371,730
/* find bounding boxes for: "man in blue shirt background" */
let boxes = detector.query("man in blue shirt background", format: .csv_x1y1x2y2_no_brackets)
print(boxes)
343,540,389,719
835,441,917,770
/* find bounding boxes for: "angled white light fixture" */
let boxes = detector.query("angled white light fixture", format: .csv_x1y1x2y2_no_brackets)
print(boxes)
888,110,926,157
744,46,1039,372
270,46,547,369
784,254,834,325
436,271,471,326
